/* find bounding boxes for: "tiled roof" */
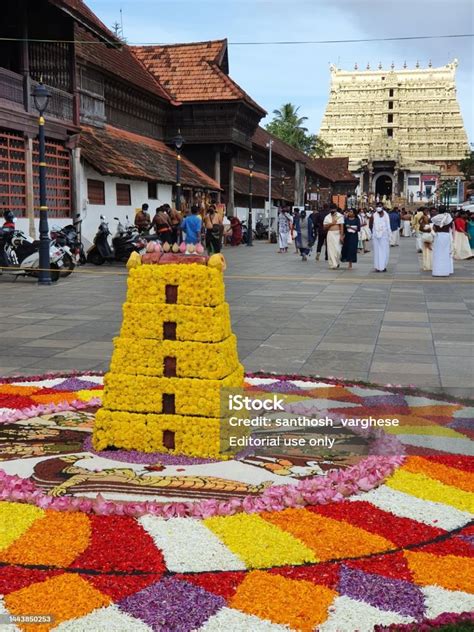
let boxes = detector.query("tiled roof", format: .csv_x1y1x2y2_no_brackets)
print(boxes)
50,0,118,46
80,125,221,189
75,26,173,103
252,127,356,184
234,167,293,201
133,40,265,114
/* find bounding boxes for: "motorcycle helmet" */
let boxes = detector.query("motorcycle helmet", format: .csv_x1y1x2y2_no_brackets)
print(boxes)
3,210,15,223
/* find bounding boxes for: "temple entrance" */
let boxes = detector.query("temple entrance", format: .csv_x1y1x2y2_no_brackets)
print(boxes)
375,173,393,198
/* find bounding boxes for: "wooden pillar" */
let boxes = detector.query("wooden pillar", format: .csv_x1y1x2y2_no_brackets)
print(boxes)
20,0,31,114
71,145,82,220
227,154,235,216
294,161,305,207
24,135,35,239
214,149,221,203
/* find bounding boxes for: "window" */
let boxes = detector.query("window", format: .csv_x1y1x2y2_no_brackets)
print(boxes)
148,181,157,199
388,101,394,110
87,179,105,205
389,88,394,97
408,177,419,186
116,183,131,206
387,114,393,123
387,128,393,137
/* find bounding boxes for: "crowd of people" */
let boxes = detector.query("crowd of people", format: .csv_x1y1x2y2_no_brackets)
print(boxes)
278,203,474,277
133,203,232,254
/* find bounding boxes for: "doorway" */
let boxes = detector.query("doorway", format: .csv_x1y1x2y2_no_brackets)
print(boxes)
375,174,393,198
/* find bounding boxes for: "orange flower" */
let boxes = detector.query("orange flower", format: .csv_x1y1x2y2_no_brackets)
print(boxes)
231,570,336,631
0,511,91,567
5,573,110,632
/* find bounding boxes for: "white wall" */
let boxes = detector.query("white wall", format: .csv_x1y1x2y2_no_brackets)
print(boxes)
79,164,173,247
14,163,174,247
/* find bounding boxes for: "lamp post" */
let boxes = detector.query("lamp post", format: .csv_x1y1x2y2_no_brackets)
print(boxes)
316,178,320,210
280,167,286,208
266,140,273,238
307,176,313,209
247,155,254,247
32,82,51,286
173,130,184,212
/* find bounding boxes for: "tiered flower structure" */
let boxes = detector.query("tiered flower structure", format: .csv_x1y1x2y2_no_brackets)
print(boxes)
93,251,244,458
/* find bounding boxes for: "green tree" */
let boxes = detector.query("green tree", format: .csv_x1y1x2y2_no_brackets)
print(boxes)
459,150,474,180
265,103,332,158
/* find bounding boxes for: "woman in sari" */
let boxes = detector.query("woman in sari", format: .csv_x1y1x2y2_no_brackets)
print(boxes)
341,209,360,270
432,212,454,277
467,212,474,253
323,206,344,269
453,211,472,260
419,207,433,271
278,207,293,253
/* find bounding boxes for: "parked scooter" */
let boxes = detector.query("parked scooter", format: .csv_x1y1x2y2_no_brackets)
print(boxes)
86,215,114,265
112,216,146,262
87,216,146,265
0,227,69,282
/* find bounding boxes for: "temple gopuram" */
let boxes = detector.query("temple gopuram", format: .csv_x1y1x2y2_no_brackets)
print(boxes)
319,60,470,205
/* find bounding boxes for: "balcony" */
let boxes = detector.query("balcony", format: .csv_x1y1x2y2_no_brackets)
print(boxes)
0,67,73,123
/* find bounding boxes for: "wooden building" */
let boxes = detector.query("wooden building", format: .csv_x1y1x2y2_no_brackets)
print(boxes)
0,0,220,243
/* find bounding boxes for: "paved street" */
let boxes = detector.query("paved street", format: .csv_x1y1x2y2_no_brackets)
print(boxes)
0,236,472,398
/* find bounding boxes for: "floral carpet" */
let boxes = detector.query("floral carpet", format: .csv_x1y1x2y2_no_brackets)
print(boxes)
0,373,472,631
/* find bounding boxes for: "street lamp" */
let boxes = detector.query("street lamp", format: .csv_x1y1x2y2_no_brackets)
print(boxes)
32,82,51,286
247,155,255,247
173,129,184,212
280,167,286,207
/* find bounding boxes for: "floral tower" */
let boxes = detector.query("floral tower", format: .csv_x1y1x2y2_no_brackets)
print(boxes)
93,247,244,458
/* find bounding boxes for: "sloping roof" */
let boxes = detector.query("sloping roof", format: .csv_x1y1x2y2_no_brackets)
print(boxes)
80,125,221,189
75,26,174,103
50,0,119,46
133,40,265,114
311,157,357,183
252,127,356,184
234,167,293,201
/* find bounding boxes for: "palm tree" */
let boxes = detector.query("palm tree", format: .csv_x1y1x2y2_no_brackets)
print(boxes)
271,103,309,134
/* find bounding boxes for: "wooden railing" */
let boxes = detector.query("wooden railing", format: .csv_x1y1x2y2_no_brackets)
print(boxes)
0,68,73,123
0,67,24,105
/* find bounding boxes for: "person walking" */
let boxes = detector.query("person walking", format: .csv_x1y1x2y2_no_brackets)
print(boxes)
295,209,315,261
181,204,203,245
341,208,360,269
401,209,412,238
467,211,474,254
388,207,401,246
370,205,391,272
358,208,371,253
453,211,472,260
432,211,454,277
277,206,293,253
313,204,330,261
412,208,424,252
323,205,344,269
419,207,434,271
151,205,173,242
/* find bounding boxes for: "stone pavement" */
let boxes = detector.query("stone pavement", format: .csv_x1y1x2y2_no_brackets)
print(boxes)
0,235,472,398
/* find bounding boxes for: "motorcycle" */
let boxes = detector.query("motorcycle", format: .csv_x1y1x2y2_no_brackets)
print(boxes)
255,220,269,240
241,221,257,245
51,214,86,268
0,228,68,282
50,226,77,277
112,216,147,262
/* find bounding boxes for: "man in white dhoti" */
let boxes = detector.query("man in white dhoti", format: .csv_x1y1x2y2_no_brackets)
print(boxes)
432,212,454,277
323,206,344,269
388,208,401,246
371,206,391,272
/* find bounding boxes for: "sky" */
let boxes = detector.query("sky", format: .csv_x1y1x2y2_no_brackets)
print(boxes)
88,0,474,143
